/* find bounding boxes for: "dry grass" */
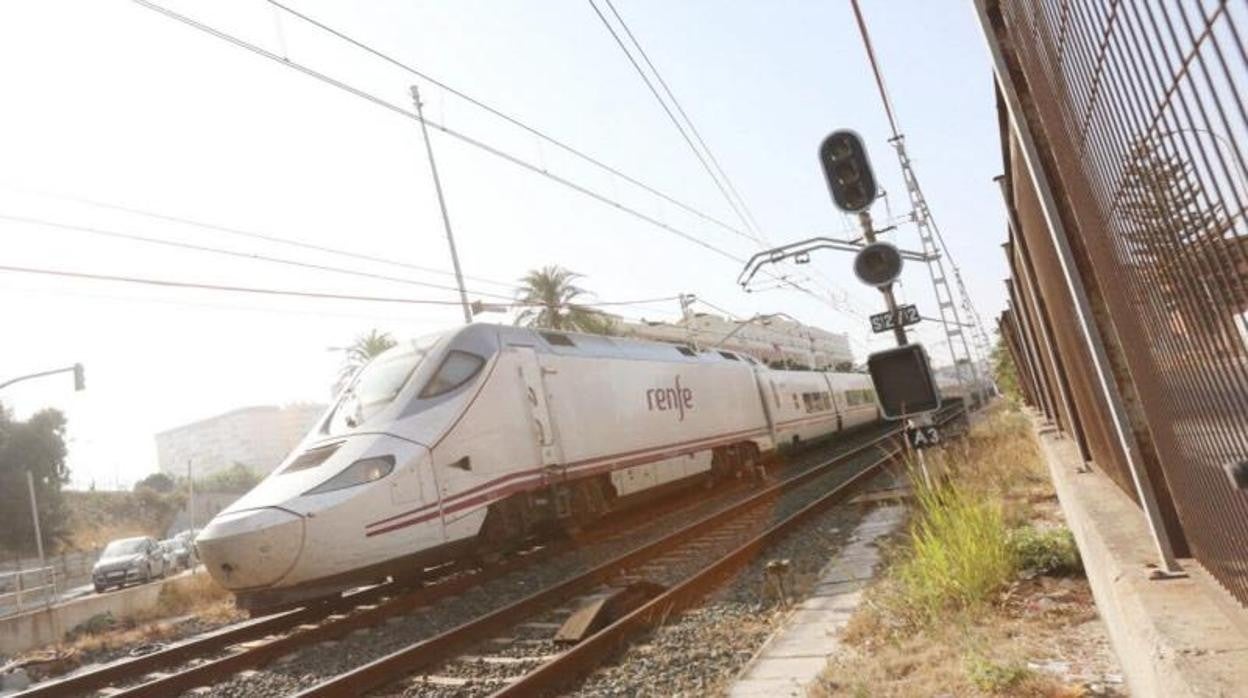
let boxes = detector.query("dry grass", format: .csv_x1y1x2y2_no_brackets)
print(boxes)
60,571,240,656
812,404,1117,697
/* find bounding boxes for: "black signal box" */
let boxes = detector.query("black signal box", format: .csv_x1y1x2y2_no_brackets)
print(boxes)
867,343,941,420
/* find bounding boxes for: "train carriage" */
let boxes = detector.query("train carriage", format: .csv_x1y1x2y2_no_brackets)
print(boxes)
195,323,888,611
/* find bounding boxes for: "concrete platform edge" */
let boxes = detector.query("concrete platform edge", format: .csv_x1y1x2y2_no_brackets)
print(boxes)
1035,419,1248,698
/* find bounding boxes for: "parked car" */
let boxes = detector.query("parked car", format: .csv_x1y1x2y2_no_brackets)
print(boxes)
92,536,167,593
172,529,199,568
160,537,192,571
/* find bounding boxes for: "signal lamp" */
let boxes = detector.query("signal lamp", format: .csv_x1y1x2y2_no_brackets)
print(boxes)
819,129,878,213
853,241,903,288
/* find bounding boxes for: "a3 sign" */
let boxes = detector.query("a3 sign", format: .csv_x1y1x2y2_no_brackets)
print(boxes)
905,425,942,450
869,304,921,333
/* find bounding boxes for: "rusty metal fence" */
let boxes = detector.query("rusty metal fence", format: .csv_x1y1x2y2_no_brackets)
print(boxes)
978,0,1248,605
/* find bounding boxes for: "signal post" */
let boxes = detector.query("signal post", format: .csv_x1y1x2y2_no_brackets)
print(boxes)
738,129,949,462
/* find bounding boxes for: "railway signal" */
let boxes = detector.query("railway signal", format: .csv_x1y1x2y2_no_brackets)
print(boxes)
853,241,903,287
867,344,942,419
819,130,878,213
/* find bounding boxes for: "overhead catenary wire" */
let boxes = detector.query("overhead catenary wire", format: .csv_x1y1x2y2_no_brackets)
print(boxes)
261,0,760,249
4,187,517,290
598,0,766,242
0,211,523,303
585,0,759,244
129,0,843,315
0,261,681,312
585,0,858,313
131,0,745,266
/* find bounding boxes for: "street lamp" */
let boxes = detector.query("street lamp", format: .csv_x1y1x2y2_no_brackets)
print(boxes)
0,364,86,393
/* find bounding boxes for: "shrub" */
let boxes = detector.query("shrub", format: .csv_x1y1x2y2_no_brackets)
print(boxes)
68,611,116,639
891,471,1016,625
1008,526,1082,576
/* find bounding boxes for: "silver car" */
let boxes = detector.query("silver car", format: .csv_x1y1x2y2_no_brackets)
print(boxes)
92,536,167,593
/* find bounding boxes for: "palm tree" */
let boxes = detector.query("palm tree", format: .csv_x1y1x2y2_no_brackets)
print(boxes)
335,329,397,392
514,265,614,334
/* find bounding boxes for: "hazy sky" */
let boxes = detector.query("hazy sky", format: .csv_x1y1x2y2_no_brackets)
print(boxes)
0,0,1007,489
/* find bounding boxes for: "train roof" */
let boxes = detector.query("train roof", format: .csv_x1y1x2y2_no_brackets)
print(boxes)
473,323,765,366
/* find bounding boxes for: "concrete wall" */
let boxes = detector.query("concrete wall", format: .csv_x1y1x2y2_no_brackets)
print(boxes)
0,579,164,655
1037,423,1248,698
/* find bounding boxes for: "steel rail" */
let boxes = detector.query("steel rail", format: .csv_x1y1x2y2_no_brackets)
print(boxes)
293,412,951,697
83,480,713,698
16,587,375,698
24,424,845,697
28,422,840,698
23,406,962,697
494,406,967,697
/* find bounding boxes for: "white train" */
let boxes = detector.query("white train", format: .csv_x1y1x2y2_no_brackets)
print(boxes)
195,323,887,611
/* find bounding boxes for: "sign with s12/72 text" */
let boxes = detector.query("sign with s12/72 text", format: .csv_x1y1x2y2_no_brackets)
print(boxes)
870,304,920,334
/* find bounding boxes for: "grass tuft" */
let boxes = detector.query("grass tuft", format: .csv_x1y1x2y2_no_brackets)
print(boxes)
964,655,1034,693
890,473,1016,625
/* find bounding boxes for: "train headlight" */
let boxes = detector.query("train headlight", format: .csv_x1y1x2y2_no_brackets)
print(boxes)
303,455,395,495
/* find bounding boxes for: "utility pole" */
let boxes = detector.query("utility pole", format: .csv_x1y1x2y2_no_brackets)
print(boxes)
187,459,195,535
411,84,473,325
26,471,45,569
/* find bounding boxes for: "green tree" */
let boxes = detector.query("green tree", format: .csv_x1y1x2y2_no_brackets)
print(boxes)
336,329,398,392
199,462,262,493
134,471,175,493
0,404,70,554
991,332,1022,404
514,265,615,334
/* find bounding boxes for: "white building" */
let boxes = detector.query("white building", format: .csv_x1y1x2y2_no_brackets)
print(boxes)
613,312,853,370
155,403,326,479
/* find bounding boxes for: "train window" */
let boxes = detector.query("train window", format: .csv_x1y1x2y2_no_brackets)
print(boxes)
718,351,739,360
419,350,485,398
541,332,575,347
327,341,429,433
675,346,697,357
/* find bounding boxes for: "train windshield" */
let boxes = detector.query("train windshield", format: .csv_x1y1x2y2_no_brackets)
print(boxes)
326,335,441,434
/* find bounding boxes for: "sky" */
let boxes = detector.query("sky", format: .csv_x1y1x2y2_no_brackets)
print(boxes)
0,0,1008,490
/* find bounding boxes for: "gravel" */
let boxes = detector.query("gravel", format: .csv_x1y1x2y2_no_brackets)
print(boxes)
393,445,904,698
25,428,897,698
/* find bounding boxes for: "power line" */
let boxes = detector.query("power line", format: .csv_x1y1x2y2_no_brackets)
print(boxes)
0,261,682,311
599,0,766,242
0,263,476,306
586,2,866,315
130,0,754,268
130,1,849,317
585,0,758,244
261,0,760,248
8,187,517,290
0,212,524,302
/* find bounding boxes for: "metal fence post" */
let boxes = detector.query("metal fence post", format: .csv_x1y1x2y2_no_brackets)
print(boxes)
974,0,1184,577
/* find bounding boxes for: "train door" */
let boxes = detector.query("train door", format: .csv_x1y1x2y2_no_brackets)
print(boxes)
752,368,779,446
515,346,562,468
820,372,843,432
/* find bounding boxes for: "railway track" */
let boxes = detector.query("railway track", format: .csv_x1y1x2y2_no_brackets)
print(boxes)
20,408,961,697
291,407,964,697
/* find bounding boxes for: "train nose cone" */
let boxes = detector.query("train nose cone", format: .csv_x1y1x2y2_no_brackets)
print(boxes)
196,507,305,590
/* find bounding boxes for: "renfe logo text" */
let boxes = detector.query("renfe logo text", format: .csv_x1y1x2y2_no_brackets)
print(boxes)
646,376,694,421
